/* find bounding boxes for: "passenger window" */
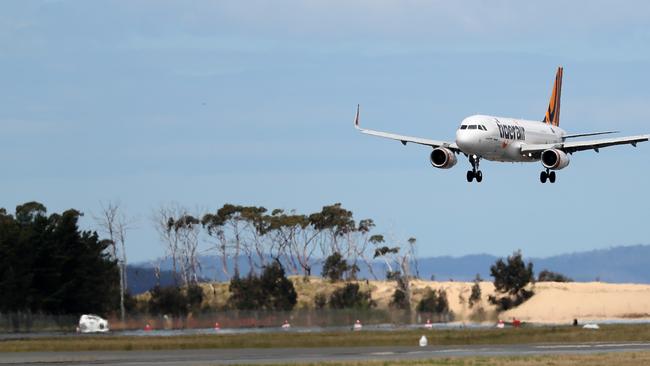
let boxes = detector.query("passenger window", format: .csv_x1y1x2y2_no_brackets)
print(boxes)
460,125,467,130
469,125,477,129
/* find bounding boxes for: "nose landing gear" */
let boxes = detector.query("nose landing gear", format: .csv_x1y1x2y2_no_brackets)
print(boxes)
466,155,483,183
540,169,556,183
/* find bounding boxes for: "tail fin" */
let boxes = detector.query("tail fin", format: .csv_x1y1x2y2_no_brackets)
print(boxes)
543,67,563,127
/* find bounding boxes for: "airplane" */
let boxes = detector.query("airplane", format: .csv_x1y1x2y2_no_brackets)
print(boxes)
354,67,649,183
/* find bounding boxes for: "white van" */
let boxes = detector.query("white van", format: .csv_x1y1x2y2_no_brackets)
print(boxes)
77,314,109,333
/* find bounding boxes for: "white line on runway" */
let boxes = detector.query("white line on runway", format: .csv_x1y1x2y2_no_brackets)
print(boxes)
536,342,650,350
593,343,650,348
535,344,592,349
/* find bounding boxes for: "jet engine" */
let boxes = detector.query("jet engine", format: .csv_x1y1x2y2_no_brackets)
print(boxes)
430,147,457,169
541,149,570,170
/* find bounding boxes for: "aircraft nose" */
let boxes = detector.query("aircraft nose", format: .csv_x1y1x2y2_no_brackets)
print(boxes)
456,130,474,150
456,129,483,154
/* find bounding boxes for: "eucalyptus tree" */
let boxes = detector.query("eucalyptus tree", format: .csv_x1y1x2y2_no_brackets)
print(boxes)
407,237,420,279
349,218,376,280
265,209,292,267
309,203,355,258
94,201,134,322
271,211,315,277
201,210,229,278
238,206,269,272
265,210,303,275
167,213,202,285
202,204,269,278
153,204,183,285
154,203,202,286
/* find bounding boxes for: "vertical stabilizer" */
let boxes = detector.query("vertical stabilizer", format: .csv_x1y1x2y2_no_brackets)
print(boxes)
543,67,563,127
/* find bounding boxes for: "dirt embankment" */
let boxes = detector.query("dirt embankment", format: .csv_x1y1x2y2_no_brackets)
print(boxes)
187,278,650,324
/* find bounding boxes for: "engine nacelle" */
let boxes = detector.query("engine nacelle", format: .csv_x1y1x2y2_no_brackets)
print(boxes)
541,149,570,170
430,147,457,169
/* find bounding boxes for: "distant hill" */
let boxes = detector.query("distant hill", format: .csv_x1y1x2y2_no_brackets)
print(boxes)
126,266,211,295
416,245,650,283
126,266,177,295
534,244,650,283
127,244,650,294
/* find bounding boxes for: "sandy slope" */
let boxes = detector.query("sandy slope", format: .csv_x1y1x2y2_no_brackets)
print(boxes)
345,279,650,324
196,278,650,324
501,281,650,324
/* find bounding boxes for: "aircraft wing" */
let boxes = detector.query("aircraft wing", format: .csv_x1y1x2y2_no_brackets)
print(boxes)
354,105,460,152
520,134,650,154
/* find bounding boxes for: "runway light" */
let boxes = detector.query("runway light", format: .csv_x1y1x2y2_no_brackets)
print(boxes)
419,335,428,347
424,319,433,329
353,319,362,331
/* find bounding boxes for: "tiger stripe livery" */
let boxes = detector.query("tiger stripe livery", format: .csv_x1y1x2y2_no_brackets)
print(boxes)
543,67,563,127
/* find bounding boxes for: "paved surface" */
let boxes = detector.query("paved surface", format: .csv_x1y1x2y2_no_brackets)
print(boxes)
2,342,650,365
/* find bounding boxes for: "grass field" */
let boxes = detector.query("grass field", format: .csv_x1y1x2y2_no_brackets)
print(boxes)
229,353,650,366
2,324,650,352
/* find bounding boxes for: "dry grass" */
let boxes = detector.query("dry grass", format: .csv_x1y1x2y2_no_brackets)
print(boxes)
198,282,231,310
133,279,650,325
228,353,650,366
166,278,489,313
3,324,650,353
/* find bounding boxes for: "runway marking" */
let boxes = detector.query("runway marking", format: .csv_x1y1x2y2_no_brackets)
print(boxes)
536,342,650,350
369,352,395,355
535,344,592,349
427,348,471,353
593,343,650,348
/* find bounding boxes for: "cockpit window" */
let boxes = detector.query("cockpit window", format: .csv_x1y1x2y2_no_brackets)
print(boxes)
468,125,477,130
479,125,487,131
460,125,467,130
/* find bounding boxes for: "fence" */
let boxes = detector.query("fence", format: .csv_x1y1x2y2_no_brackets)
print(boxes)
0,312,78,333
1,309,455,333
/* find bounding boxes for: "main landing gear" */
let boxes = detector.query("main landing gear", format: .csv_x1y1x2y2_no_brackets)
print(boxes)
466,155,483,183
540,169,556,184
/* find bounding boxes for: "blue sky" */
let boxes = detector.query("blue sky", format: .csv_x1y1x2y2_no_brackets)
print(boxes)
1,1,649,263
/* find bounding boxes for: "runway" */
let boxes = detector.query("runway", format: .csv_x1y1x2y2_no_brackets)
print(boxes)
3,342,650,365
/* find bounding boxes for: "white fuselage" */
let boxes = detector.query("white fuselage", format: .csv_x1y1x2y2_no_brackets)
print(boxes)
455,115,565,162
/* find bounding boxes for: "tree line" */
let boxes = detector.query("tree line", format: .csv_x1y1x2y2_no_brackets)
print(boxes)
152,202,420,287
0,201,571,318
0,202,119,315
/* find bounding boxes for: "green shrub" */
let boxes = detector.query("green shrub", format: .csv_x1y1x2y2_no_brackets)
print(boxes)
148,286,187,316
488,250,535,311
468,274,482,308
322,252,353,282
416,287,453,321
314,293,327,309
538,269,572,282
228,261,297,311
329,283,375,309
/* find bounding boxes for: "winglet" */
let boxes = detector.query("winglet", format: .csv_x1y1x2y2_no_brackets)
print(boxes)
354,104,361,130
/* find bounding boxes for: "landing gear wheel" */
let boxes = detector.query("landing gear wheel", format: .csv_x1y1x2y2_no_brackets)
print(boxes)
467,155,482,183
540,171,548,183
549,171,556,183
